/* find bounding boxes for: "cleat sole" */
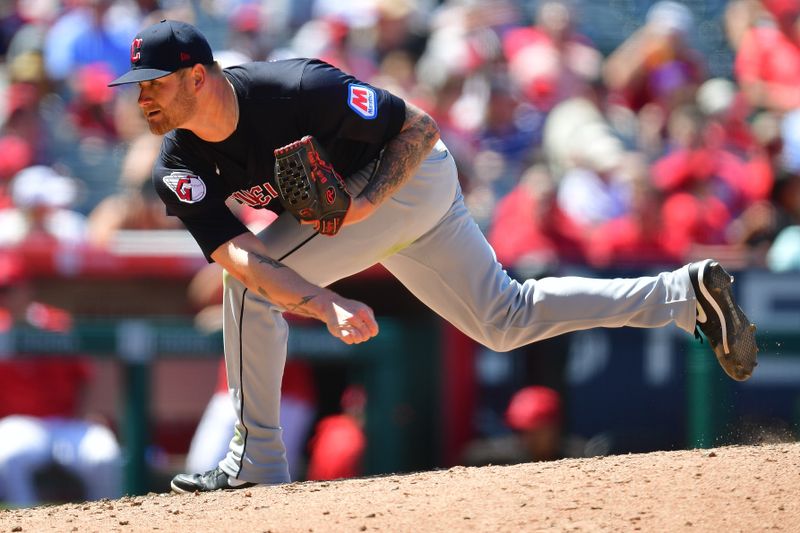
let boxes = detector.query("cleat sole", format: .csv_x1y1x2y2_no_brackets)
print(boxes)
697,261,759,381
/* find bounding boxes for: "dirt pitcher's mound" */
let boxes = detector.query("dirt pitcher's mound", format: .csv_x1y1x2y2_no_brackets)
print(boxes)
2,442,799,532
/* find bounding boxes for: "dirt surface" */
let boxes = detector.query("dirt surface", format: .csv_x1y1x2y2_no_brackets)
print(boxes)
2,442,799,532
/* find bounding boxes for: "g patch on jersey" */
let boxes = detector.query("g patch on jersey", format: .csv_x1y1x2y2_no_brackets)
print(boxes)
348,84,377,119
163,171,207,203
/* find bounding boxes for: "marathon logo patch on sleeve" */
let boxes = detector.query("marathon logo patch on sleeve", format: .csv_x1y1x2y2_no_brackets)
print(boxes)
348,84,377,119
162,172,207,203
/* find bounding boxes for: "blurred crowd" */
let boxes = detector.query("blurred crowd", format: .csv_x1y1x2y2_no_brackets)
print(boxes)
0,0,798,272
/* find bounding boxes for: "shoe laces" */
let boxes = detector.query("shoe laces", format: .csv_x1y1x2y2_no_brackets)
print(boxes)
201,468,226,485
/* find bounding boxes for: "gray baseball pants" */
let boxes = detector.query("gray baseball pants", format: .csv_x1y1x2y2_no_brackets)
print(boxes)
218,140,698,483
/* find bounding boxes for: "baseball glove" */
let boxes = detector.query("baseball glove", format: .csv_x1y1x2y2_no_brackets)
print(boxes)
274,135,351,236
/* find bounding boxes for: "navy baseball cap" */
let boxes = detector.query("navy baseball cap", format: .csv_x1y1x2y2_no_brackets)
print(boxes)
108,20,214,87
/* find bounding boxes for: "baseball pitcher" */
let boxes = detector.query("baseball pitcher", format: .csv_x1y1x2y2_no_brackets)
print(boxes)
107,20,758,493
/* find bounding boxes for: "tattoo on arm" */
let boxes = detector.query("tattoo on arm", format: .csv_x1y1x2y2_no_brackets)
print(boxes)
285,295,317,315
253,253,286,269
257,286,317,317
360,105,439,206
253,250,317,316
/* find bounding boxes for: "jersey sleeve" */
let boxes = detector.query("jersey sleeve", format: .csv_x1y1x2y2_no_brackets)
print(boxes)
298,60,406,146
153,135,249,261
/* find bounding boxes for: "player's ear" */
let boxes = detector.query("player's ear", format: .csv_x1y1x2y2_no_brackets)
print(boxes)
191,64,206,90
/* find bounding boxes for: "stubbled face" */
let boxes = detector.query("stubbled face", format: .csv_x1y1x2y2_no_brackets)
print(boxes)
137,70,197,135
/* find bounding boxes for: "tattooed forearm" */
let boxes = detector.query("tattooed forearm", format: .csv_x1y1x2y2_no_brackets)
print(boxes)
253,252,286,269
258,285,317,317
360,103,440,206
284,295,317,316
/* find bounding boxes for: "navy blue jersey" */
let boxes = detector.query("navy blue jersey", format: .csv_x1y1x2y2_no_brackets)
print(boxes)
152,58,407,260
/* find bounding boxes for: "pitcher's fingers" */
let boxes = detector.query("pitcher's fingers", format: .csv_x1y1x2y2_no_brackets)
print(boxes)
354,309,379,335
361,317,379,337
351,317,377,340
337,328,356,345
339,325,369,344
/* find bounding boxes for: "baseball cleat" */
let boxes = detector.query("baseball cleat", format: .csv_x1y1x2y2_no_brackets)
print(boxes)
170,467,257,494
689,259,758,381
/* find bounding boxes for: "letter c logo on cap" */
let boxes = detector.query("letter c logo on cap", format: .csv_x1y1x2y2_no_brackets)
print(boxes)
131,38,143,63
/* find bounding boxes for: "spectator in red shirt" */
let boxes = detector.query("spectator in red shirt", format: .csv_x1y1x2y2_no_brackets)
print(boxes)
588,154,687,267
0,255,121,507
505,386,563,462
603,1,705,114
650,104,761,246
695,78,778,254
306,385,367,481
695,77,759,157
503,0,602,112
65,63,118,140
0,135,33,210
734,0,800,112
488,164,586,275
461,385,568,466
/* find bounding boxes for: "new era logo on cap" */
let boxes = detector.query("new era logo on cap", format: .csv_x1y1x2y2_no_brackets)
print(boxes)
109,20,214,87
